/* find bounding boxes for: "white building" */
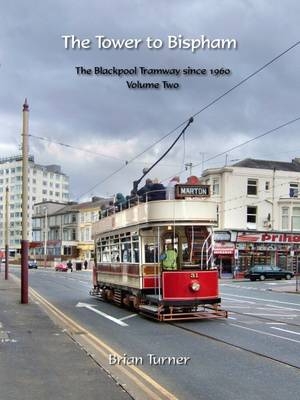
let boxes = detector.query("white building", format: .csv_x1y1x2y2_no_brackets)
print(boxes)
202,158,300,271
0,154,69,255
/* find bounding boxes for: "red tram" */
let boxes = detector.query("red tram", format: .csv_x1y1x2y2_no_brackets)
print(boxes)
90,184,227,321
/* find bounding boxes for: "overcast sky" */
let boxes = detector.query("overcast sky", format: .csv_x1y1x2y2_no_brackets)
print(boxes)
1,0,300,200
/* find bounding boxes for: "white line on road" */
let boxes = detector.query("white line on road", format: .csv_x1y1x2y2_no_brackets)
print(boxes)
222,293,300,307
271,327,300,336
222,296,256,304
76,302,128,327
243,313,297,317
229,323,300,344
119,314,138,321
266,304,300,312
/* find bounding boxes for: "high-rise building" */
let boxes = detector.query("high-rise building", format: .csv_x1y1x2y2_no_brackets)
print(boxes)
0,154,69,255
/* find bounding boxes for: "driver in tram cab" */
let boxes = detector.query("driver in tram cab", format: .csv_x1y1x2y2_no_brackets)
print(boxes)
161,244,178,270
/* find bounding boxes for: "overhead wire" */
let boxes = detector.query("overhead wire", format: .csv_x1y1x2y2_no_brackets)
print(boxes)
162,114,300,183
28,40,300,199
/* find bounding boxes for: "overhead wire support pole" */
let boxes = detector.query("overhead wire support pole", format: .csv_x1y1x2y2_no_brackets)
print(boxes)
133,117,194,193
21,99,29,304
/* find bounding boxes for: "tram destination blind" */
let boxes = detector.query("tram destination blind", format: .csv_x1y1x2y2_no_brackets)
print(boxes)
175,184,210,198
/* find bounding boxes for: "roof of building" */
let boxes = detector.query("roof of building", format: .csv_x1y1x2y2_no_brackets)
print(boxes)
232,158,300,172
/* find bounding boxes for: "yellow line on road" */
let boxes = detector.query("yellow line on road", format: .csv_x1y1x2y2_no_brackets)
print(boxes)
29,287,179,400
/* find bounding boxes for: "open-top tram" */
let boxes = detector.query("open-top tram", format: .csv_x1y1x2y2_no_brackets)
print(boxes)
90,185,228,321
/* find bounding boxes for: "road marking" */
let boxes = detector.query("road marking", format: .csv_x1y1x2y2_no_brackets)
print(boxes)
29,288,178,400
266,304,300,312
229,323,300,344
243,313,297,317
266,322,286,325
222,293,300,307
76,302,128,327
222,296,256,304
271,327,300,336
119,314,138,321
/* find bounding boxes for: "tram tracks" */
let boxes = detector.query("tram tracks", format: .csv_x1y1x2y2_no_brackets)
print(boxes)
170,316,300,371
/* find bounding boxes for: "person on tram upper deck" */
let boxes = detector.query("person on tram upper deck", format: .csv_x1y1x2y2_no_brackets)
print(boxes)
148,178,165,201
166,176,180,200
137,178,153,202
114,193,127,211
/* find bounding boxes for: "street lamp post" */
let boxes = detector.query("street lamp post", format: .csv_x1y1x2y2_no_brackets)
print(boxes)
44,206,48,268
21,99,29,304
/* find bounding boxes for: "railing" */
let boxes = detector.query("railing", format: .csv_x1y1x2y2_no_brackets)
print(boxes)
200,231,214,269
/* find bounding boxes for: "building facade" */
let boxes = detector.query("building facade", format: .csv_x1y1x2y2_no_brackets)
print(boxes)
0,155,69,255
202,158,300,272
31,197,110,265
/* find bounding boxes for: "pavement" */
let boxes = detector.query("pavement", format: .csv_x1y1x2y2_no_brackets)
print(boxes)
0,271,133,400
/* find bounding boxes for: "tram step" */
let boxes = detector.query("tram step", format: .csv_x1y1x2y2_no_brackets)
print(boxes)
139,304,158,312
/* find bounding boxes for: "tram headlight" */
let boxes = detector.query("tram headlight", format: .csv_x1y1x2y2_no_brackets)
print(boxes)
190,281,200,292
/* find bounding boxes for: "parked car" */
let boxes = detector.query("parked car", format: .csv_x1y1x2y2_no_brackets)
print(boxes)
55,263,68,272
244,265,294,281
28,260,38,269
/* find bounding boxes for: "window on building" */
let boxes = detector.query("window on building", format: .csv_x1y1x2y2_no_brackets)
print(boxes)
289,183,299,198
292,207,300,230
265,181,270,191
212,178,220,195
282,207,289,230
247,179,258,195
63,246,72,256
247,206,257,223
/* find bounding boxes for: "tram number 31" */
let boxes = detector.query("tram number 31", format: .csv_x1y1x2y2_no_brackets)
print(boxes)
190,273,199,278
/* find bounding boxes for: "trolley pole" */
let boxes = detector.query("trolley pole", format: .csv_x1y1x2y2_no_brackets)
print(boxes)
5,186,9,280
21,99,29,304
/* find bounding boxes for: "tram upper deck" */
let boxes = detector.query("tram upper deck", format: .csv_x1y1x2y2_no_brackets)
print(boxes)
92,197,218,237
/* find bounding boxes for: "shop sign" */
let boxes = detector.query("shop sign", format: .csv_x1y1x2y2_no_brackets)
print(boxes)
175,184,210,198
214,231,231,242
214,244,235,255
237,232,300,244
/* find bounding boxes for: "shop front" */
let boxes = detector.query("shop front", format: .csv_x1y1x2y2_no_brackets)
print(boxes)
214,230,300,273
213,231,235,273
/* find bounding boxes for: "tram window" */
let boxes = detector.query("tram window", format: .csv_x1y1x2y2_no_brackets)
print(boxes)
144,244,159,263
121,242,131,262
182,244,189,261
111,244,120,262
133,246,139,263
